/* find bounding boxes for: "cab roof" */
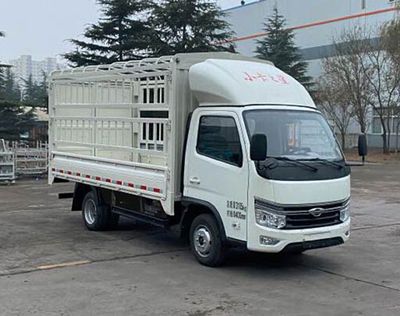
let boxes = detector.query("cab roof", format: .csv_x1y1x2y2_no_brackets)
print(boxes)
189,58,315,108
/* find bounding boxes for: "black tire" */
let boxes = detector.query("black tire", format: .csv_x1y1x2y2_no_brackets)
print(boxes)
189,214,226,267
291,249,305,255
82,191,110,231
109,213,120,228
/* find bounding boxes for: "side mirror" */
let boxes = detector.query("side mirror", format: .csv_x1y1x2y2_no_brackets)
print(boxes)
358,134,368,164
250,134,267,161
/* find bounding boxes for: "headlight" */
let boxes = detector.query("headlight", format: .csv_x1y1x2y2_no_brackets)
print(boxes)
255,208,286,229
340,206,350,222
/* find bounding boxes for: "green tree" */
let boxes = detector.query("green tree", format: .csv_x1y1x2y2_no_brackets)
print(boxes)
0,31,10,68
0,101,35,140
4,69,21,101
37,72,49,111
148,0,234,56
0,69,35,140
21,72,48,108
64,0,151,66
22,74,40,105
255,7,312,89
0,68,5,96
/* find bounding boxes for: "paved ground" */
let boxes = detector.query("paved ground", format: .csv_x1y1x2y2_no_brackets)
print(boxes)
0,164,399,316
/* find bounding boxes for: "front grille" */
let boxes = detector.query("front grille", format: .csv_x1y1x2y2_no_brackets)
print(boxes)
284,200,347,229
255,199,349,230
285,209,341,229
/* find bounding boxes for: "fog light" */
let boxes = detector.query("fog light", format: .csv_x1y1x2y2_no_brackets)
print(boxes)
260,235,280,245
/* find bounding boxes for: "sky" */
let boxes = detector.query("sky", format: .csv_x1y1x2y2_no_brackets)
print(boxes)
0,0,257,63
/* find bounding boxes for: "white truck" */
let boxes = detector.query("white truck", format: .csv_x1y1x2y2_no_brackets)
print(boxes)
49,52,360,266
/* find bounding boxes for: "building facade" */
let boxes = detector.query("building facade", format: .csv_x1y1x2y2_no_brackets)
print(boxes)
224,0,400,148
9,55,64,86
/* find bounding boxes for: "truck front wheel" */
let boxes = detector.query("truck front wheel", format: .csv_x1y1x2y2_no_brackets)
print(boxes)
82,191,110,231
190,214,226,267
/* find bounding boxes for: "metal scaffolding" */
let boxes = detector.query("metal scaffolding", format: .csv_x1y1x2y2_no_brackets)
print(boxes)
12,142,48,176
0,139,15,183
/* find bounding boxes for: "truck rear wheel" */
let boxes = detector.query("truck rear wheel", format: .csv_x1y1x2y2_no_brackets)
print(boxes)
82,191,110,231
190,214,226,267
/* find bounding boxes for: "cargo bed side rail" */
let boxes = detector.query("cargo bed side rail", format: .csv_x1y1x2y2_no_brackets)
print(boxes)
49,56,176,214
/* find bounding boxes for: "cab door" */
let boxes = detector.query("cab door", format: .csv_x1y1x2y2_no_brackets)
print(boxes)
183,109,249,241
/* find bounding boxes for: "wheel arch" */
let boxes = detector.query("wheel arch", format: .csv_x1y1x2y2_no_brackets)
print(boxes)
71,183,101,211
72,182,113,211
180,197,227,243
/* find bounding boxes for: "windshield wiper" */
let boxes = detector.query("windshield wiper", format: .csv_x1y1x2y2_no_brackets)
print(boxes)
302,158,343,169
266,157,318,172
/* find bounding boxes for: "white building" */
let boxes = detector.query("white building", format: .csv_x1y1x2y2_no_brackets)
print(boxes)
9,55,64,86
224,0,400,147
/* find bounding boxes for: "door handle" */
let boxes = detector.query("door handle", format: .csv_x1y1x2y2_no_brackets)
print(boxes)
189,177,201,185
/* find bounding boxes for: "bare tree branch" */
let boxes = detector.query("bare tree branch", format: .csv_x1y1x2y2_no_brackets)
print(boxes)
319,26,370,145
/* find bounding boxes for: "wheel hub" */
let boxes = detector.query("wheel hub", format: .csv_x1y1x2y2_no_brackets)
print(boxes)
84,199,97,225
194,226,212,257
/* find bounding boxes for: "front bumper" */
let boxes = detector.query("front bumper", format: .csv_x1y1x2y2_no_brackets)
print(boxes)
247,219,351,253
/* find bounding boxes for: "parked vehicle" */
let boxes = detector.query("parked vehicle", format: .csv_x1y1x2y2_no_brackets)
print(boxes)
49,52,358,266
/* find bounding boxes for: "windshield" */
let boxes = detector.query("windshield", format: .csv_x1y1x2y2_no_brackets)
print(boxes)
243,109,343,161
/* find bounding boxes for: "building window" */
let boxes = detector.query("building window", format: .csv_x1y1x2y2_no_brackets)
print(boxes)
371,109,400,135
197,116,243,167
372,117,382,134
394,117,400,133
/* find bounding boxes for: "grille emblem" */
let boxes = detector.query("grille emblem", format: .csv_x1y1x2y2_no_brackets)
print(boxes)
308,207,324,217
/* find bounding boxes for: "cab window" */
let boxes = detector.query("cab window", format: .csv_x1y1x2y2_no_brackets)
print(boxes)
196,116,243,167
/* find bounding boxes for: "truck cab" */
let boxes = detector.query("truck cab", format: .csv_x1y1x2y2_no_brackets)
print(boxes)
183,58,350,264
184,106,350,256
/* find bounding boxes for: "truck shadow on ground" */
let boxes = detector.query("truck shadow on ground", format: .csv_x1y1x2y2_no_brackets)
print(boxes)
222,248,341,272
106,218,340,273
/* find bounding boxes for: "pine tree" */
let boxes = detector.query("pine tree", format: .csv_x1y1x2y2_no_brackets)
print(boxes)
22,74,40,105
0,101,35,140
0,33,33,140
0,32,10,68
255,8,313,89
19,72,48,108
64,0,151,66
3,69,21,102
37,72,49,111
0,68,5,98
148,0,234,56
0,31,7,90
0,69,35,140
